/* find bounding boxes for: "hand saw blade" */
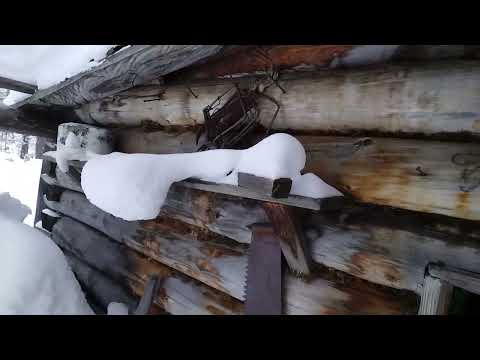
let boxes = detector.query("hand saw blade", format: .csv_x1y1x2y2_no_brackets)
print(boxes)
244,223,282,315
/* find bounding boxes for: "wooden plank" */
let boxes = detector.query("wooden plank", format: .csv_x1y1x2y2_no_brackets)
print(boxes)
262,202,311,275
76,60,480,136
12,45,224,109
52,216,244,315
418,275,453,315
0,76,37,94
51,214,416,315
429,264,480,296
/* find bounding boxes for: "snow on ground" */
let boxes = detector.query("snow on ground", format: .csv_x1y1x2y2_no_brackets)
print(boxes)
0,152,42,225
0,193,93,315
1,45,114,105
80,133,342,221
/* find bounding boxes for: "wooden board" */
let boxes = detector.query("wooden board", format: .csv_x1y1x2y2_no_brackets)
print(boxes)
12,45,224,109
51,215,417,315
75,60,480,136
418,275,453,315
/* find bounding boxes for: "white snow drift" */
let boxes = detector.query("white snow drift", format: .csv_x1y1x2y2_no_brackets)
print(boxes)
0,193,93,315
80,133,342,221
1,45,114,105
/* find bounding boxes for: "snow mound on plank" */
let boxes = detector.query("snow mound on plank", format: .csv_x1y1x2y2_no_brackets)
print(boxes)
82,133,342,221
0,195,93,315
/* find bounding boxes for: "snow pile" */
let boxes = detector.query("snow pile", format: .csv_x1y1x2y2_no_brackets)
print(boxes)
81,133,342,221
107,302,129,315
0,193,93,315
1,45,114,105
0,151,42,226
0,193,31,222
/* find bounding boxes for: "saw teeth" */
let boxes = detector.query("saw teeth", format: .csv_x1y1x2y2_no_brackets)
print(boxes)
242,247,250,302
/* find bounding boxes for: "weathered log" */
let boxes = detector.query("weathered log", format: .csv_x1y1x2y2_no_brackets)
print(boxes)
0,106,61,139
51,215,417,315
166,45,480,82
12,45,225,109
65,251,139,314
299,135,480,221
76,60,480,136
43,175,480,298
0,76,37,94
44,191,249,300
53,216,244,315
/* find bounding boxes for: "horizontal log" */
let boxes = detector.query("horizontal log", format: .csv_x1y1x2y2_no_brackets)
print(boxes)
76,60,480,136
53,216,244,315
44,173,480,297
299,135,480,221
0,76,37,94
12,45,224,109
115,129,480,221
167,45,480,82
51,215,416,315
66,251,139,313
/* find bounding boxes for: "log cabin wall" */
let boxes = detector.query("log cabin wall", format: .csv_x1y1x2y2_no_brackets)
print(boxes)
38,45,480,315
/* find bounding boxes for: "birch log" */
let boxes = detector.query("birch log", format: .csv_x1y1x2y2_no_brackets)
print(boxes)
76,60,480,136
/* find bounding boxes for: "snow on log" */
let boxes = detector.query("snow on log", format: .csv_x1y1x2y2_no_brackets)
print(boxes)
76,60,480,136
50,214,417,315
113,129,480,221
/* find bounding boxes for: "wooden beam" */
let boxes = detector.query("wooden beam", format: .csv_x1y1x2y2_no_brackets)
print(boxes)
76,60,480,137
418,275,453,315
428,264,480,296
0,76,37,94
51,214,416,315
11,45,225,109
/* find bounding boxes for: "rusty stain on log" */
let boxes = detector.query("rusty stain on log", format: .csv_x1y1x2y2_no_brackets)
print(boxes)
168,45,354,80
